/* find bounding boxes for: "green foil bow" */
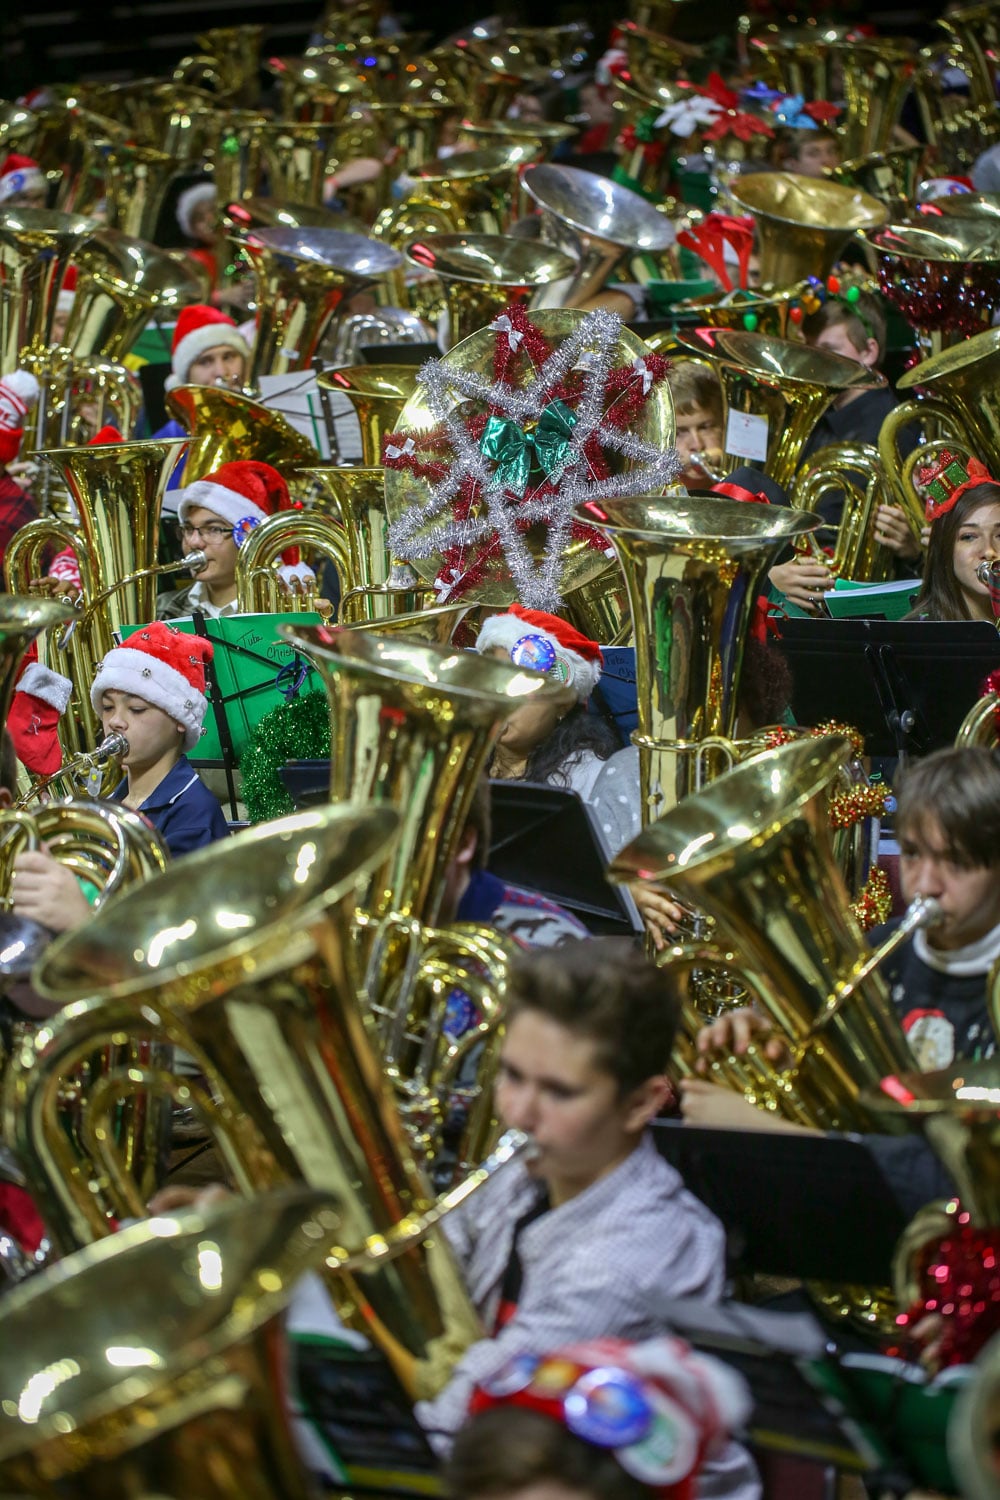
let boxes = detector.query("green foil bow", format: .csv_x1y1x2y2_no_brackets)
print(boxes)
479,399,577,496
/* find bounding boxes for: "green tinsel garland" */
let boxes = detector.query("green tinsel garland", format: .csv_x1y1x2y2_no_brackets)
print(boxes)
239,691,331,823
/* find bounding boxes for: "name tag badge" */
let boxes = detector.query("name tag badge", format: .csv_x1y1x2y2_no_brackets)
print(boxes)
725,410,769,464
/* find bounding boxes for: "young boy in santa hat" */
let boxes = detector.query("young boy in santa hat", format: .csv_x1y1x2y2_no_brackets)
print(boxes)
157,459,313,621
0,153,47,209
151,304,252,498
11,622,229,933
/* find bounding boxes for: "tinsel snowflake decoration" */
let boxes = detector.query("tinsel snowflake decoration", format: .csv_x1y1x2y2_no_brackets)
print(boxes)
383,304,680,610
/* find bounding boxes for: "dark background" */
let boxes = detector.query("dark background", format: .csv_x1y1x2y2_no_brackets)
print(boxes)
1,0,950,99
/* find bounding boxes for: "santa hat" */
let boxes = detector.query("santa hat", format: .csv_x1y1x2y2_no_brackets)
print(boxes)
178,459,313,583
475,603,603,701
470,1337,751,1499
0,370,40,465
90,622,214,751
176,181,218,239
6,645,73,779
0,153,45,206
165,304,250,392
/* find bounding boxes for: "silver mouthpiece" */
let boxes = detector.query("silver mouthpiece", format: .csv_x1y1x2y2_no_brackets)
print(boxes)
977,560,1000,586
95,732,129,763
908,894,943,930
183,549,208,574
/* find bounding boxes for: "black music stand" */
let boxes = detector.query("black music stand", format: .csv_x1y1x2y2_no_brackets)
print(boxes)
776,618,1000,758
488,781,641,936
652,1120,911,1285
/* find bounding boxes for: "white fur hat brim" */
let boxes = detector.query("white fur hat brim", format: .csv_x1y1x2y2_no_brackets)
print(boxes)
177,480,269,531
475,614,602,701
18,661,73,715
166,323,249,391
176,181,217,238
90,647,207,750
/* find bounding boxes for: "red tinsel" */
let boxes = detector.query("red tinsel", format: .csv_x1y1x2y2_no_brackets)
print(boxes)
895,1213,1000,1367
603,353,672,427
849,866,892,930
492,300,552,386
829,783,890,829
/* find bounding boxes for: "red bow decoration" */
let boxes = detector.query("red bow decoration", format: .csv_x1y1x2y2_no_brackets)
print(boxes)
676,212,755,292
803,99,841,125
713,480,770,505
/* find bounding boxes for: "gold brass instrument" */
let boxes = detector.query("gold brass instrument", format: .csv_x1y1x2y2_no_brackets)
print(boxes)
214,117,370,208
680,327,886,494
239,227,405,384
371,145,534,248
792,441,905,582
4,437,191,753
0,597,75,725
521,162,679,306
729,174,888,289
102,141,177,242
464,25,591,118
173,24,264,105
319,365,420,468
862,221,1000,357
0,207,100,369
573,493,821,820
0,1189,337,1500
265,54,367,123
883,327,1000,487
166,385,320,487
933,192,1000,224
828,146,924,223
748,29,914,158
63,228,204,363
957,676,1000,747
9,803,502,1399
234,510,340,616
458,116,579,157
608,735,930,1131
936,0,1000,118
0,795,169,908
404,233,579,350
14,730,127,808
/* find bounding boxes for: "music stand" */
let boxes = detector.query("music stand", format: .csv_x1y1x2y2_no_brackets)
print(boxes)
488,781,641,936
651,1120,909,1284
279,759,330,809
776,618,1000,757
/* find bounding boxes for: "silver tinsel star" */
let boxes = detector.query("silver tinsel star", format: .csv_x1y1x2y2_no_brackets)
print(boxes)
387,307,680,609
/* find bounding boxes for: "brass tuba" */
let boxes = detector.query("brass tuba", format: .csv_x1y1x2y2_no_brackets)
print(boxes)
7,804,510,1399
729,173,887,289
862,221,1000,358
792,441,912,581
0,206,100,370
574,493,821,819
0,1188,338,1500
165,384,320,486
404,233,579,349
608,734,928,1130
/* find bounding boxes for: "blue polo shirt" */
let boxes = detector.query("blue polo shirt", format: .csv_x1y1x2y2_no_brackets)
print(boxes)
111,755,230,857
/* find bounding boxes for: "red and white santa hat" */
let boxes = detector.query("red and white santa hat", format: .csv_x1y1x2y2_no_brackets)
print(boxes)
7,645,73,780
470,1336,751,1500
165,303,250,392
0,370,40,465
176,181,218,239
90,621,214,750
476,603,604,701
0,153,45,206
178,459,313,583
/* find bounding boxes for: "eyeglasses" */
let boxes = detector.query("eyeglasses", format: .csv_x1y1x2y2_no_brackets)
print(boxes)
178,523,233,542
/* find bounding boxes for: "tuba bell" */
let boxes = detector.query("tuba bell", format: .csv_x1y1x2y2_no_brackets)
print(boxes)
862,220,1000,357
166,384,320,486
729,173,887,289
608,734,930,1130
404,233,579,349
0,206,101,369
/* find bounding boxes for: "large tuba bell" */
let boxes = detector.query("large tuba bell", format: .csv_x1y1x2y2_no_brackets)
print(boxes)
608,734,927,1130
319,364,420,468
0,207,100,369
404,233,579,349
521,163,678,306
575,494,821,819
165,385,320,486
0,1188,340,1500
729,173,887,289
239,227,405,384
862,220,1000,357
7,804,513,1399
828,146,924,223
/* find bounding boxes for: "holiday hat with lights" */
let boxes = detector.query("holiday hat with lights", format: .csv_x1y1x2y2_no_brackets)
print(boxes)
178,459,312,580
469,1336,751,1500
476,604,603,700
165,304,250,391
90,621,214,750
0,153,45,205
0,370,40,465
917,451,1000,523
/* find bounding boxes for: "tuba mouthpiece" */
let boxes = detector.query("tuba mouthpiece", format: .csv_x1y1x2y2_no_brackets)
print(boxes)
95,732,129,763
977,560,1000,586
183,549,207,574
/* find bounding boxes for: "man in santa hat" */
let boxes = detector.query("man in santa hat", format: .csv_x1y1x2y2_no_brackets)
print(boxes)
0,153,47,209
157,459,313,621
151,304,252,501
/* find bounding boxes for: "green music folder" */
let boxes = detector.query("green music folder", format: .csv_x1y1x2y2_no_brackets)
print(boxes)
120,612,324,763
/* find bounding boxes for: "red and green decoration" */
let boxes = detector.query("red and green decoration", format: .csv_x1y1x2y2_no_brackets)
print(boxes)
917,451,997,523
383,305,678,609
